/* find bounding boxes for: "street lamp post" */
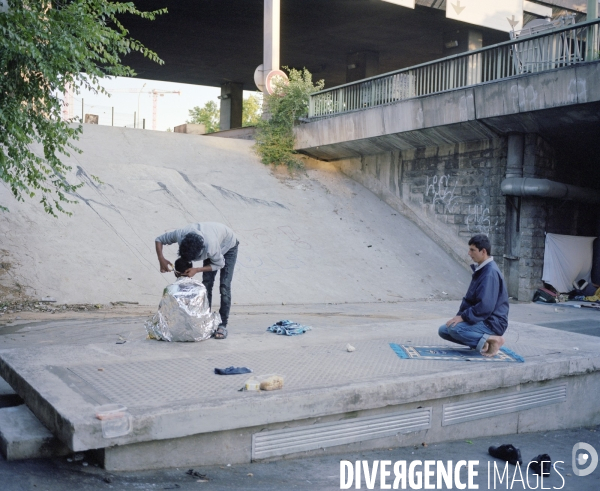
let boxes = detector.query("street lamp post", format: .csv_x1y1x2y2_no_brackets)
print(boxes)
137,83,147,128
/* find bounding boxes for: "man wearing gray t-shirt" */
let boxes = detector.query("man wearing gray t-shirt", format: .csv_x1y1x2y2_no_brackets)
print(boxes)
155,222,238,339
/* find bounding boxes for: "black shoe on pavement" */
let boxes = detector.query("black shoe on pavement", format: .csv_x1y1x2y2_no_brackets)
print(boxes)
529,454,552,476
489,444,523,466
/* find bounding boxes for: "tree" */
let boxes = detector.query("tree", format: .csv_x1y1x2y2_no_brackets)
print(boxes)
187,100,220,134
188,95,263,133
0,0,165,216
254,67,324,169
242,94,262,127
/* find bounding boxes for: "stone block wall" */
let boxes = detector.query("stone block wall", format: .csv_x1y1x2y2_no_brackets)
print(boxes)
336,138,509,271
333,133,599,300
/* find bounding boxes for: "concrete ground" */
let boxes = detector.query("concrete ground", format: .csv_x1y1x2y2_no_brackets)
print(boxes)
1,425,599,491
1,299,599,490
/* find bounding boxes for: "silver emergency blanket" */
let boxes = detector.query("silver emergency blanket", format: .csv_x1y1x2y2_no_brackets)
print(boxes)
542,233,596,293
144,277,221,342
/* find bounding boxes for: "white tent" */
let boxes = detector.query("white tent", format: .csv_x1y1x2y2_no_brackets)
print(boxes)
542,233,596,293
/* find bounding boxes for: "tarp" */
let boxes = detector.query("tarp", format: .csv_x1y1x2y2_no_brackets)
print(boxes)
542,233,596,293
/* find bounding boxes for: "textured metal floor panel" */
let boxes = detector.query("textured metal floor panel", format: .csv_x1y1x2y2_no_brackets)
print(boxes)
67,338,550,409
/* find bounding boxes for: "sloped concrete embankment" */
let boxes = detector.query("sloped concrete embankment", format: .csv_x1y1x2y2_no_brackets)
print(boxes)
0,125,470,306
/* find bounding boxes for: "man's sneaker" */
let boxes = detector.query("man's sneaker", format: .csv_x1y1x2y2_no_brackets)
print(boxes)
529,454,551,476
488,444,523,465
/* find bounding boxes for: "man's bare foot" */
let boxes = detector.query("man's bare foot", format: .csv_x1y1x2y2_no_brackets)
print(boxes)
481,335,505,357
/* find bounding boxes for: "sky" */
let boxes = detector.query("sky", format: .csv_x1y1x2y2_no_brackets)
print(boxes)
69,77,259,132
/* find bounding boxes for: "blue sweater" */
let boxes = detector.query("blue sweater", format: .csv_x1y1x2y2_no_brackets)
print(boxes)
458,260,509,336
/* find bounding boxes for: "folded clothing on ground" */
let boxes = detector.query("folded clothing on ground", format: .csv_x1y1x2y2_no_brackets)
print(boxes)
214,366,252,375
266,320,312,336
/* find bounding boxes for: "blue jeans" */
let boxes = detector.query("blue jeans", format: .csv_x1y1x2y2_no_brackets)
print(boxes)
438,321,494,352
202,242,238,327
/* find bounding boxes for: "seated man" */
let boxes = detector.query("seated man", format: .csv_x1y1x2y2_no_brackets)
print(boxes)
438,234,509,357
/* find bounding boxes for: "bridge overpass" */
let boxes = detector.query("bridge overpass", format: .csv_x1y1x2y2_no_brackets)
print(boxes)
295,19,600,301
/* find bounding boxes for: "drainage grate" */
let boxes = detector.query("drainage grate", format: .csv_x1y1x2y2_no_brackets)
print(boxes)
442,384,567,426
252,407,432,460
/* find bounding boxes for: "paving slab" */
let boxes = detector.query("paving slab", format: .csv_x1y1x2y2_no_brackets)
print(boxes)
0,405,69,461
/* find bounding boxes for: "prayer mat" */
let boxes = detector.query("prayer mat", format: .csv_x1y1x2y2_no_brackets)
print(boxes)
389,344,524,363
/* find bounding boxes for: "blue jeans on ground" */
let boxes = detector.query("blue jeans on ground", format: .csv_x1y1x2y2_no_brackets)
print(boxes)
438,320,494,352
202,241,238,327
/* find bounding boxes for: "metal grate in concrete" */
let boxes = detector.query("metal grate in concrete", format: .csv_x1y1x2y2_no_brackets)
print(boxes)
252,407,432,460
442,384,567,426
67,337,545,409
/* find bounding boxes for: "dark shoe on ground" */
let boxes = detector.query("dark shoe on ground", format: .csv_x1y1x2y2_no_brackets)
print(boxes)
529,454,551,476
213,325,228,340
489,444,523,465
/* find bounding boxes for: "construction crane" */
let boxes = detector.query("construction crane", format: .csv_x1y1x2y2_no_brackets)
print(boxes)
106,87,181,130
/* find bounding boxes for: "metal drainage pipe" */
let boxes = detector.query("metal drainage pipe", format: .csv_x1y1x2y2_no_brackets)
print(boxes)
501,177,600,204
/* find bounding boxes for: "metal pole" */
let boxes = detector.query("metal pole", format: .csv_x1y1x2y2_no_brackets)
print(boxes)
112,107,114,126
137,82,147,128
587,0,598,61
134,112,136,129
81,98,84,122
143,118,145,129
264,0,280,75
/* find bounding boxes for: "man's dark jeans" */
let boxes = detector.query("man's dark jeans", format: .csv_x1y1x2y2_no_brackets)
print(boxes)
202,241,238,327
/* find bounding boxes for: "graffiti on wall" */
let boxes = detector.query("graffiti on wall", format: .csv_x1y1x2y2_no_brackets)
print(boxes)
466,205,496,235
425,175,459,214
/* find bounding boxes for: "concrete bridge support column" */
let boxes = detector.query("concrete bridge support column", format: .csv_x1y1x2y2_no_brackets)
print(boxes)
219,82,243,131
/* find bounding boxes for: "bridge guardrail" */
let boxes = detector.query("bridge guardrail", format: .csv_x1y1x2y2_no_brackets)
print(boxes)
308,18,600,121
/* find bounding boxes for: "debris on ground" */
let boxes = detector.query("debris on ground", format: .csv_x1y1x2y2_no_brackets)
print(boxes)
186,469,207,479
346,343,356,352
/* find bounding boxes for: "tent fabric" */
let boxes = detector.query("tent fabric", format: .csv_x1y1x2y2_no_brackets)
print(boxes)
542,233,596,293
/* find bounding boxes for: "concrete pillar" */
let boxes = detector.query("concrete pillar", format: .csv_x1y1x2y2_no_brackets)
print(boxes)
593,217,600,285
264,0,280,74
443,29,483,85
219,82,243,131
346,51,379,83
505,134,525,299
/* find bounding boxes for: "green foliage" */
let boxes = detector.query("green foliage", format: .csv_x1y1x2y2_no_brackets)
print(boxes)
0,0,165,216
187,100,220,134
188,95,263,133
242,94,262,127
254,67,324,169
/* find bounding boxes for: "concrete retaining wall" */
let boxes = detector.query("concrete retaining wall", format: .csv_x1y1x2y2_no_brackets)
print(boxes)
327,133,596,300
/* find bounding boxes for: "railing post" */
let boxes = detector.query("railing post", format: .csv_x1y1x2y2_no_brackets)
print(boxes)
587,0,598,61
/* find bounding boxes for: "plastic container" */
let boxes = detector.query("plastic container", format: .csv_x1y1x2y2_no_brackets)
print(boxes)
244,377,260,391
95,404,132,438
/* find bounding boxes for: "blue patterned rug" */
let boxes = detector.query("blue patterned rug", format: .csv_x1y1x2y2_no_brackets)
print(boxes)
389,344,524,363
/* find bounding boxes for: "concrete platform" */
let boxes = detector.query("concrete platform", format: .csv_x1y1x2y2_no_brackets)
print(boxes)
1,312,599,471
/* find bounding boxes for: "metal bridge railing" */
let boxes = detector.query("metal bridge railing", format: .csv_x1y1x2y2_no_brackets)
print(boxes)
308,18,600,121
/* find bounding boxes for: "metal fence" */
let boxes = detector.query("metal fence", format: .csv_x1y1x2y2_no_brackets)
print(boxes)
308,18,600,120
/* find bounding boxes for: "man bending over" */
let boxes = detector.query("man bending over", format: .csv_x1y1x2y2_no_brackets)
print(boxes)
439,234,509,357
155,222,238,339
